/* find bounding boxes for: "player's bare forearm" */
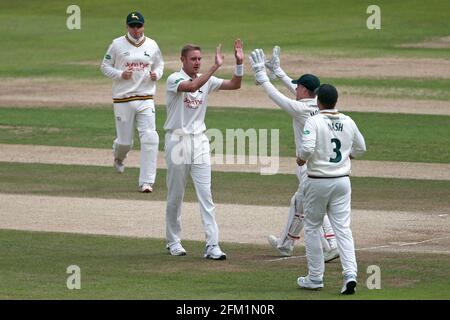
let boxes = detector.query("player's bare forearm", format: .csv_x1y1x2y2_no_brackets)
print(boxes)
220,75,242,90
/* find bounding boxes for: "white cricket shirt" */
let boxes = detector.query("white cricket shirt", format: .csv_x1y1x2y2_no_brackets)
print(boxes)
261,82,319,157
100,33,164,100
164,69,223,135
300,110,366,177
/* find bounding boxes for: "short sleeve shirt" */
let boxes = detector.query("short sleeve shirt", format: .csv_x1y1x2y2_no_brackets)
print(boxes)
164,69,223,134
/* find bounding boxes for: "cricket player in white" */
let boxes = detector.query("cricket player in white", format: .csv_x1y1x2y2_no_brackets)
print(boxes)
165,40,244,259
249,47,339,261
296,84,366,295
101,12,164,193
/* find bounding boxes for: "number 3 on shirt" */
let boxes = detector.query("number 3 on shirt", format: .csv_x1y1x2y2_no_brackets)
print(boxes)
330,138,342,163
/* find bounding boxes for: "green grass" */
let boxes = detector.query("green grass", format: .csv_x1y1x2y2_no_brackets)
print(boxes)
210,76,450,101
320,77,450,101
237,76,450,101
0,0,449,78
0,106,449,163
1,162,449,213
0,229,449,299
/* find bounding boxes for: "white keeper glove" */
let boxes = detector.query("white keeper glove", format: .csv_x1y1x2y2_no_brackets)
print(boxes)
265,45,287,79
249,49,269,85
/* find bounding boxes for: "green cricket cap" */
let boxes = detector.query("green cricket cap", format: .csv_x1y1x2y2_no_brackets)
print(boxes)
126,12,144,26
291,74,320,91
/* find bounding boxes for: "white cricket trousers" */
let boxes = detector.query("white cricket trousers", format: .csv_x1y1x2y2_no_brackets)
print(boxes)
302,176,357,281
280,166,336,250
165,132,219,247
113,100,159,186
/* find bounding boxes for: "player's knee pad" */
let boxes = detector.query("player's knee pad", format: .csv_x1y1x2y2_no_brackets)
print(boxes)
287,195,304,240
288,214,304,240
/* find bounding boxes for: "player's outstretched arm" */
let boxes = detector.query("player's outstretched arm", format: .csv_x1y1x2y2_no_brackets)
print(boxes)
249,48,304,117
219,39,243,90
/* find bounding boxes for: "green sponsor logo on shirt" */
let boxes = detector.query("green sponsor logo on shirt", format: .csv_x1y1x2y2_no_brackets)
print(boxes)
174,78,184,84
105,54,111,60
303,129,310,135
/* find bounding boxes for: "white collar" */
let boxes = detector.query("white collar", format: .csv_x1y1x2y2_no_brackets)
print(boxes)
320,109,339,113
298,98,316,102
127,32,145,44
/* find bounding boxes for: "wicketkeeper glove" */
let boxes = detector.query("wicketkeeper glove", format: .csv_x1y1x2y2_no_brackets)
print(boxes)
249,49,269,85
265,46,287,79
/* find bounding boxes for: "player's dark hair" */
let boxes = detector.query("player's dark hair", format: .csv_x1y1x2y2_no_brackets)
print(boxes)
317,84,338,109
181,44,201,57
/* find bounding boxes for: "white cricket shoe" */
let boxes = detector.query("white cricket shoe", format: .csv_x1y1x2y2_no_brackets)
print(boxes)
114,158,125,173
204,245,227,260
341,274,357,295
139,183,153,193
297,275,324,290
324,247,340,263
167,243,187,256
268,235,293,257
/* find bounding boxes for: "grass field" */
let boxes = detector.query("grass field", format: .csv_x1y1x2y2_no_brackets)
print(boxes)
0,0,449,302
0,0,449,78
0,162,449,213
0,106,449,163
321,77,450,101
1,230,449,300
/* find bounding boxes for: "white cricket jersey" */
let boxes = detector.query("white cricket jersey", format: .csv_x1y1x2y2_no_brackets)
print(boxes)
164,69,223,134
100,33,164,100
300,110,366,177
261,82,319,157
